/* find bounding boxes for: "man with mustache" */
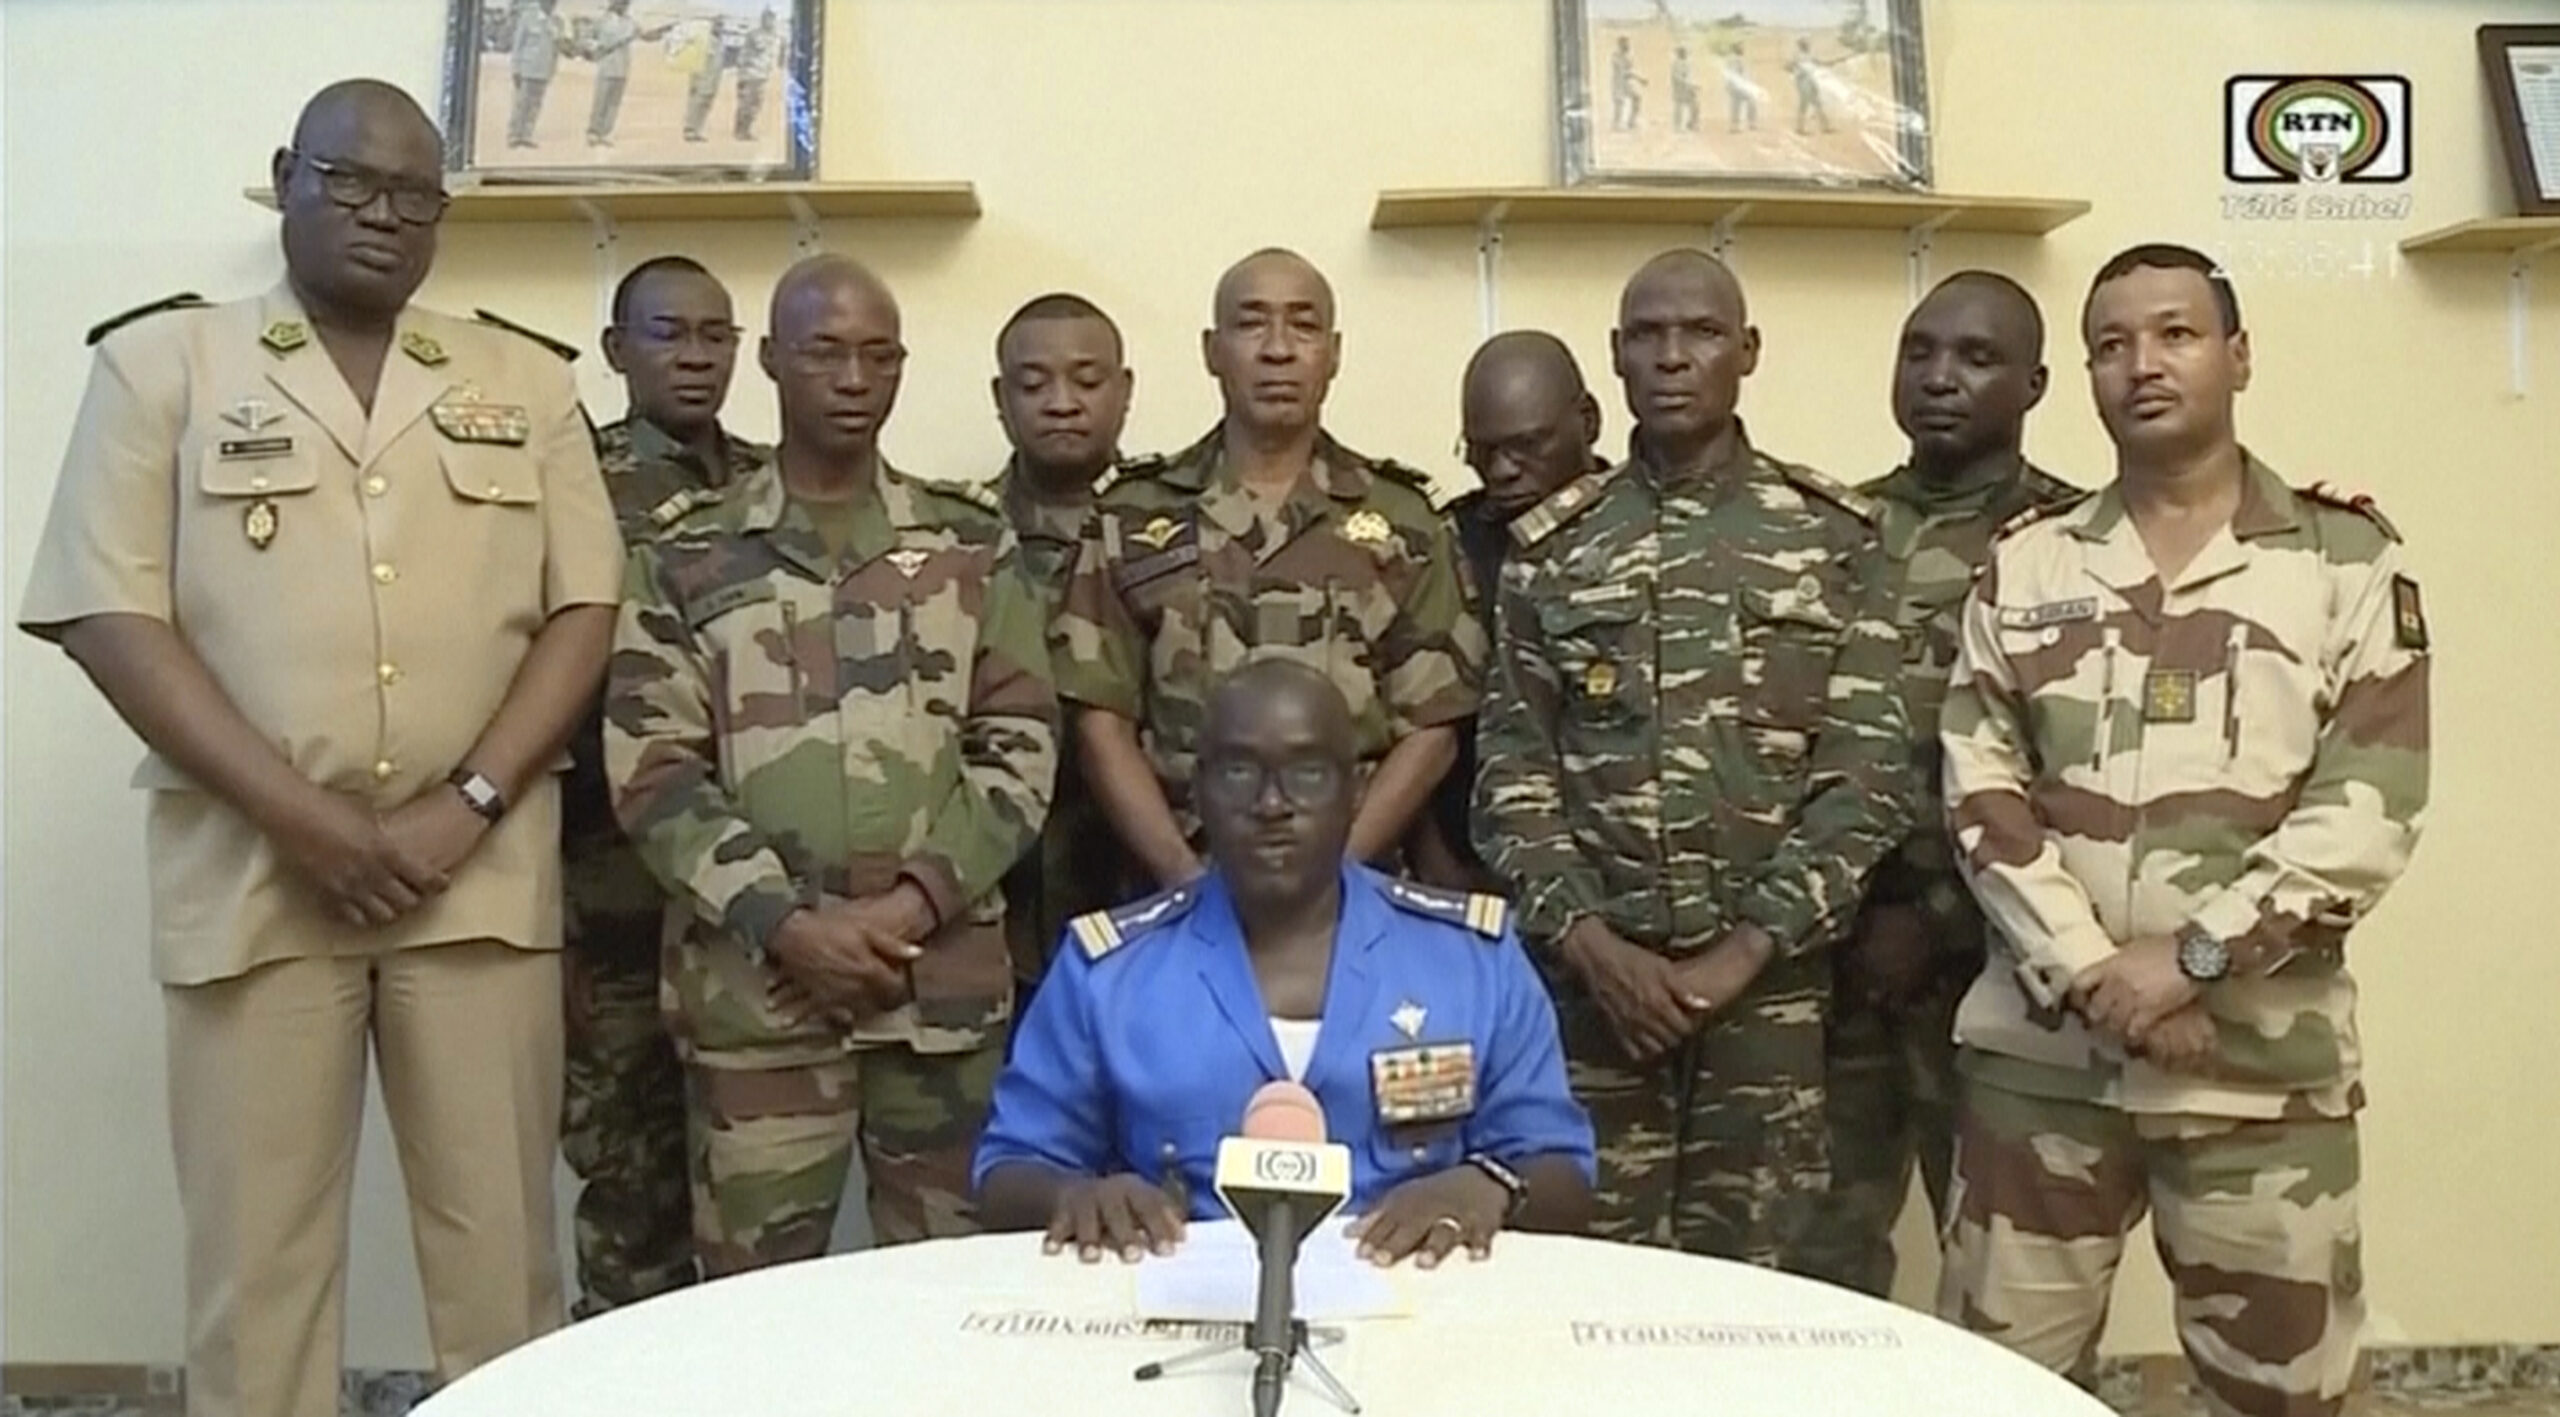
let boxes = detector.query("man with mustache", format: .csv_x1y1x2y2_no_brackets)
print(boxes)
1936,244,2429,1417
1793,271,2081,1299
1412,331,1609,896
1054,248,1485,893
1476,248,1914,1270
606,253,1057,1273
18,79,622,1415
558,255,766,1319
988,292,1140,991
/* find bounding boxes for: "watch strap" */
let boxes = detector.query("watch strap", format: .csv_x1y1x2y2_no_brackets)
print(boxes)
1464,1151,1528,1221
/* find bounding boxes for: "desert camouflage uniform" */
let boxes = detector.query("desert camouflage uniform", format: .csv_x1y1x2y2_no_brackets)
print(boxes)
605,451,1057,1274
1474,426,1915,1268
1052,425,1485,846
1937,454,2429,1417
992,457,1128,990
557,417,763,1316
1795,454,2081,1298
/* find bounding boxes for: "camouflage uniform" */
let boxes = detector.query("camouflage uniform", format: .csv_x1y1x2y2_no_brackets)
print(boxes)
992,458,1126,990
1474,427,1915,1269
558,417,763,1316
605,452,1058,1275
1794,455,2081,1299
1052,425,1486,845
1937,454,2429,1417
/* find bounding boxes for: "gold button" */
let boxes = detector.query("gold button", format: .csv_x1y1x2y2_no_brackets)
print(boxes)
372,759,396,781
485,483,505,498
377,663,400,685
372,563,396,584
363,476,388,497
249,475,271,492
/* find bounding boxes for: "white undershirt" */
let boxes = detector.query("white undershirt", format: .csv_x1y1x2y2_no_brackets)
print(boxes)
1270,1017,1322,1083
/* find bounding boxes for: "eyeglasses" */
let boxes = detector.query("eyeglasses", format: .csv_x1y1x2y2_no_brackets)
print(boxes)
292,151,449,226
1199,755,1347,809
783,340,908,376
626,320,743,352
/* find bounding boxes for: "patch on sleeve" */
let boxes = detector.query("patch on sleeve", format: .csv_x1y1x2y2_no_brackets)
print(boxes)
2392,574,2428,650
1071,881,1201,960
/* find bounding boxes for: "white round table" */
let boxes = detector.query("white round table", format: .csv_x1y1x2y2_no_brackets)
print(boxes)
422,1230,2112,1416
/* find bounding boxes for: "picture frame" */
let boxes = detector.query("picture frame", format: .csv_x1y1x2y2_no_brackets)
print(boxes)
440,0,822,184
1554,0,1932,190
2478,23,2560,217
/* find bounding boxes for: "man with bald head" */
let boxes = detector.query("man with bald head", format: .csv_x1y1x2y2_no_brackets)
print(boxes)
1476,248,1914,1269
1411,331,1608,894
606,252,1058,1274
1056,248,1485,890
1794,271,2081,1298
18,79,623,1414
975,660,1595,1267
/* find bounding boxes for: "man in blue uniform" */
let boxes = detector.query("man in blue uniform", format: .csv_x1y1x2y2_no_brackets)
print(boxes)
973,660,1596,1267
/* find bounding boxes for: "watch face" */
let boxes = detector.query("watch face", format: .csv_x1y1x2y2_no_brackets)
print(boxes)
2179,931,2229,981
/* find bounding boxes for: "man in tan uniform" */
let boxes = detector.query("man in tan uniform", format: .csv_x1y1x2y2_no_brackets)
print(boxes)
16,80,623,1417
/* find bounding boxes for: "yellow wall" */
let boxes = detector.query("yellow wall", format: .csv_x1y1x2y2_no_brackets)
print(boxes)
5,0,2555,1368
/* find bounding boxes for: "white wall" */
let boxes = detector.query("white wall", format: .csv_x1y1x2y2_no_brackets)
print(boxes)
8,0,2560,1372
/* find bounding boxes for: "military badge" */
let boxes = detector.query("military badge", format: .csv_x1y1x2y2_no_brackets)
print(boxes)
1390,1001,1427,1040
218,437,294,462
399,331,449,368
259,321,308,356
243,498,279,550
886,548,931,578
1370,1042,1477,1127
428,399,531,446
2143,669,2198,724
1342,509,1393,547
221,398,284,433
2393,575,2428,650
1583,660,1619,700
1131,515,1181,550
1999,597,2100,630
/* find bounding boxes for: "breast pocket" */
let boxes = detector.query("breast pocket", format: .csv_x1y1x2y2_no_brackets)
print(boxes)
685,580,823,785
438,443,546,605
194,437,322,532
1538,591,1648,731
1740,581,1847,729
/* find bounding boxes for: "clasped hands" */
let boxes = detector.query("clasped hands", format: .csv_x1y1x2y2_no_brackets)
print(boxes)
767,882,938,1028
1562,919,1777,1063
279,783,490,928
2070,935,2218,1075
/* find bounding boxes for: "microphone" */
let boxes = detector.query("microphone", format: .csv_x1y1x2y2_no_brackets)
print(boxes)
1214,1081,1352,1417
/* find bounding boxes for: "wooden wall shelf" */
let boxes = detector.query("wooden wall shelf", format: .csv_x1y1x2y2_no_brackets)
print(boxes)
242,179,981,224
2398,217,2560,396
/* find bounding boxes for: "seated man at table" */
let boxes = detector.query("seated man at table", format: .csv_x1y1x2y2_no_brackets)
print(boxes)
972,660,1596,1268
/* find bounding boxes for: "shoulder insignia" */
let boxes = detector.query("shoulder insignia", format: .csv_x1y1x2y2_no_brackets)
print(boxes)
2022,462,2085,510
1381,878,1508,940
916,474,1004,518
398,330,448,368
648,486,725,530
87,292,207,347
1508,463,1621,550
1992,488,2093,544
1069,881,1201,961
1776,460,1878,524
473,309,581,363
1112,452,1169,484
260,319,310,356
2301,481,2403,543
1363,456,1435,495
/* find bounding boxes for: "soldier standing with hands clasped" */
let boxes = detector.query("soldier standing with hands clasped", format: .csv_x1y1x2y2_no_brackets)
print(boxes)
18,80,622,1417
1936,245,2429,1417
1476,248,1914,1271
607,254,1057,1273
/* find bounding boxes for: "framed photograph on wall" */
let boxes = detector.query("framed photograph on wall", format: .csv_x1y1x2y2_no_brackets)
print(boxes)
441,0,822,183
1555,0,1931,189
2479,24,2560,217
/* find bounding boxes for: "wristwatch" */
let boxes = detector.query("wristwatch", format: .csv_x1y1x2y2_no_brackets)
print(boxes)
447,768,507,824
2174,921,2231,983
1464,1152,1529,1222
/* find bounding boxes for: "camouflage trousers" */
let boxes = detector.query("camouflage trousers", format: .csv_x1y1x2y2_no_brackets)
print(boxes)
1793,971,1966,1296
1563,956,1829,1269
684,1036,1006,1276
560,945,696,1319
1939,1077,2365,1417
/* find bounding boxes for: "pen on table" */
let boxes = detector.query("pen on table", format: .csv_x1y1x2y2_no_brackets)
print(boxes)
1159,1141,1189,1215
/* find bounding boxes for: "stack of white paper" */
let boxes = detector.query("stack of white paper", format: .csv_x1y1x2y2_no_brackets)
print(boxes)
1130,1217,1410,1322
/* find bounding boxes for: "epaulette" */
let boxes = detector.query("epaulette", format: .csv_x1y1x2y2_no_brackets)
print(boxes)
916,474,1005,518
1508,462,1621,550
647,486,725,530
86,292,207,347
1991,488,2093,543
2301,481,2403,543
1363,456,1436,496
1068,881,1201,961
1112,452,1169,485
1776,460,1879,525
1380,878,1509,940
473,309,580,362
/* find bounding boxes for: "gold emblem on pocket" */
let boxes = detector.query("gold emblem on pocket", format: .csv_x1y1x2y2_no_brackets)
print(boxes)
2143,669,2197,723
1131,515,1180,550
244,499,279,550
1583,660,1618,699
1343,510,1392,546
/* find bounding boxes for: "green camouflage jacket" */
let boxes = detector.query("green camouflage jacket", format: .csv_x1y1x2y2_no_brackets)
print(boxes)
605,451,1059,1067
1475,427,1916,961
1855,456,2083,964
1051,425,1485,828
562,416,768,964
1942,453,2429,1119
